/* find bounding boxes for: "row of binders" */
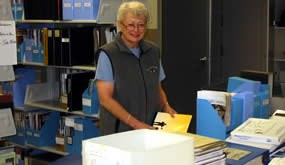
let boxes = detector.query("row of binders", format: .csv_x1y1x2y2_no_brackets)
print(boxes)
11,0,121,22
16,26,115,66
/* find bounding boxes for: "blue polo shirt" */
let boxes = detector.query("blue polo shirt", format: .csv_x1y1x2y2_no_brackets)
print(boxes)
95,47,166,82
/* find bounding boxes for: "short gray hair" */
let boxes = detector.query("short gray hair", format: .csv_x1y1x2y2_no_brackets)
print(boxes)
117,1,149,24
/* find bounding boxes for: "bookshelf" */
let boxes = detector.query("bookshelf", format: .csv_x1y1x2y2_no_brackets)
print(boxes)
8,0,118,156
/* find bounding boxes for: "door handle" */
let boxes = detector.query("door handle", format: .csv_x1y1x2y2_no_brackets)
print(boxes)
200,56,207,62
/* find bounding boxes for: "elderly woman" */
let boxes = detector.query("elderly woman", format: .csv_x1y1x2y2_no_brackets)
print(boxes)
95,1,177,136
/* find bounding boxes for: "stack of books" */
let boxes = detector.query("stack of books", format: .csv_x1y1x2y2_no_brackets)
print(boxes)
187,133,227,165
227,111,285,163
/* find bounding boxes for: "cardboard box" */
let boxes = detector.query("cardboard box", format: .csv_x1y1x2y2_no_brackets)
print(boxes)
82,129,194,165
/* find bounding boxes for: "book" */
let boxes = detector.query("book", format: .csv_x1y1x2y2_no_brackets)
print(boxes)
225,142,270,165
230,118,285,145
180,133,226,163
226,136,279,153
195,154,226,165
269,157,285,165
197,90,232,126
152,112,192,133
271,109,285,122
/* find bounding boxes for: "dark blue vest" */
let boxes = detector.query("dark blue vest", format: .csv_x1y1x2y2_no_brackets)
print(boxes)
98,34,161,135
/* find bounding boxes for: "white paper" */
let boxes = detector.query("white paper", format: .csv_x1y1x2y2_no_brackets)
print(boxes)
0,108,16,138
0,21,17,65
0,65,15,81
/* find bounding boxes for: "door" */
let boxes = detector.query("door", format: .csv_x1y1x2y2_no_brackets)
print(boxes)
211,0,269,84
162,0,211,132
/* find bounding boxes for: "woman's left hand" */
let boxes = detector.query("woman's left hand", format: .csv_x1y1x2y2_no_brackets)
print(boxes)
164,103,177,118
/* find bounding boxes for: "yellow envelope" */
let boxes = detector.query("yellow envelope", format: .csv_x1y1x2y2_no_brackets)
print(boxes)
153,112,192,133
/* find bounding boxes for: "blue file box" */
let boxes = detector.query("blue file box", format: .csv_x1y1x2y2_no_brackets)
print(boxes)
13,68,36,107
196,98,243,140
254,84,270,119
66,117,99,154
7,128,26,146
32,45,43,63
82,80,99,115
233,91,255,122
63,0,74,20
24,38,34,62
227,76,261,93
26,112,60,147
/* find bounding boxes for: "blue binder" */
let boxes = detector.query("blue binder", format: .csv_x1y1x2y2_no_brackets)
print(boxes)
73,0,83,20
83,0,100,19
225,142,270,165
62,0,74,20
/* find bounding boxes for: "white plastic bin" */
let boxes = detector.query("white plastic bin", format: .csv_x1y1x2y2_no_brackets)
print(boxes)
82,129,194,165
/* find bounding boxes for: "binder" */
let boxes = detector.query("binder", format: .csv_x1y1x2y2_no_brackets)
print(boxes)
62,0,74,20
60,27,95,66
225,142,270,165
83,0,100,20
60,28,71,66
54,29,62,66
24,0,62,20
47,29,55,65
73,0,83,20
66,71,95,111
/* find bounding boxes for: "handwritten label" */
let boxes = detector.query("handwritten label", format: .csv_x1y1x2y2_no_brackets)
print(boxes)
0,21,17,65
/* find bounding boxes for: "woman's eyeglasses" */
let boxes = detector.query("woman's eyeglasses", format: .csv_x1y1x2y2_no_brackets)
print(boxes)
123,23,146,31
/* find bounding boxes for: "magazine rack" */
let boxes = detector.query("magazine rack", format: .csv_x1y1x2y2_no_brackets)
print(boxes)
26,111,60,146
196,97,243,140
65,116,99,154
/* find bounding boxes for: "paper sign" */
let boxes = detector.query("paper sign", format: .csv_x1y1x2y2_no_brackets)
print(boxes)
0,21,17,65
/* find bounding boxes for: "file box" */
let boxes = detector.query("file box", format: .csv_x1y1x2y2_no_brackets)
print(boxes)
65,116,99,154
26,112,60,146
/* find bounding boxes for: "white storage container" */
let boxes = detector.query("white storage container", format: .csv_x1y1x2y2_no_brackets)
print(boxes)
82,129,194,165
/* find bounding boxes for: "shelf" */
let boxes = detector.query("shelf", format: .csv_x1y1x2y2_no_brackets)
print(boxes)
18,62,96,71
16,20,115,29
273,58,285,62
14,106,39,112
26,144,69,156
273,26,285,30
25,100,99,118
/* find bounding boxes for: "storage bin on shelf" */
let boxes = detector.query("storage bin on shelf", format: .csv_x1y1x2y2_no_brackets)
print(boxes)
65,116,99,154
26,111,60,147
